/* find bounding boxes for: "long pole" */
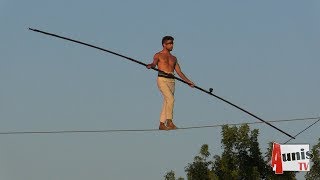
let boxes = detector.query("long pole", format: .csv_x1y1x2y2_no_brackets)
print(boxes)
28,28,295,139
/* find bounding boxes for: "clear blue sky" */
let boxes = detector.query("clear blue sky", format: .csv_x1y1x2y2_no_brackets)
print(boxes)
1,0,319,179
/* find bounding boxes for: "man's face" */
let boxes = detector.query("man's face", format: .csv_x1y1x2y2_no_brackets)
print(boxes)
163,40,174,51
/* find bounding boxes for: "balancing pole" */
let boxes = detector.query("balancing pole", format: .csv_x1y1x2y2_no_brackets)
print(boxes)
28,28,295,139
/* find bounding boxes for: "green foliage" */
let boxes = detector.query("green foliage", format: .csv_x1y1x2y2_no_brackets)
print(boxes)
212,124,267,179
163,125,320,180
200,144,210,159
185,144,218,180
164,170,176,180
305,138,320,180
164,170,185,180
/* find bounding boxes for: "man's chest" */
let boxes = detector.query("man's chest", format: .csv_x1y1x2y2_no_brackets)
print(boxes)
159,55,176,65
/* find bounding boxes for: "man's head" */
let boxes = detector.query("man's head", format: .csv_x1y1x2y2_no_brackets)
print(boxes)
162,36,174,51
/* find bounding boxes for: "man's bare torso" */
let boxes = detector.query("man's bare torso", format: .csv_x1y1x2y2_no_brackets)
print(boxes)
155,51,177,73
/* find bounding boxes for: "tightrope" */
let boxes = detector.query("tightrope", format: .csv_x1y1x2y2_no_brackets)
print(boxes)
0,117,318,135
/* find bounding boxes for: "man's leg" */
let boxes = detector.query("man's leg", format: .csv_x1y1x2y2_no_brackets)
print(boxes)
157,77,176,130
164,81,175,119
165,81,177,129
159,99,167,123
159,97,168,130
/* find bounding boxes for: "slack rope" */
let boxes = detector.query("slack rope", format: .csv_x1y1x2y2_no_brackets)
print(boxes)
264,117,320,160
28,27,295,139
0,117,317,135
283,118,320,144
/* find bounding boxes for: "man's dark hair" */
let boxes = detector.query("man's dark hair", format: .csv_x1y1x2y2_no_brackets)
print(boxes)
162,36,174,45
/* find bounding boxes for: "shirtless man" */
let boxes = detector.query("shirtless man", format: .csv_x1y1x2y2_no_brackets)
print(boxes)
147,36,194,130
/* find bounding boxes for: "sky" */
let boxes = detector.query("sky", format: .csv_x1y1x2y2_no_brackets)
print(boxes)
0,0,319,179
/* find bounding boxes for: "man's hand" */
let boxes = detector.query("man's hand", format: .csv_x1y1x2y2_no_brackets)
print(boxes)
146,63,154,69
188,81,195,88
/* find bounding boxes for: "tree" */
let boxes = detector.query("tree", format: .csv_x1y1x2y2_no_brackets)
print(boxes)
185,144,217,180
305,138,320,179
183,124,268,179
163,124,320,180
212,124,268,179
164,170,185,180
164,170,176,180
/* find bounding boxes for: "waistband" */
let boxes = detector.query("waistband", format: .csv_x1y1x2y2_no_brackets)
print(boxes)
158,71,175,79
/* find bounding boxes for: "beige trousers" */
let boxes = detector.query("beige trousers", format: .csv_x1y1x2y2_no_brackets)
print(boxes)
157,77,175,123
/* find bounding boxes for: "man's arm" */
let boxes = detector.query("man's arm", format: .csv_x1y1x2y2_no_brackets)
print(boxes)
146,53,159,69
175,62,195,87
